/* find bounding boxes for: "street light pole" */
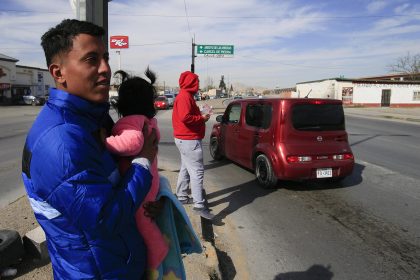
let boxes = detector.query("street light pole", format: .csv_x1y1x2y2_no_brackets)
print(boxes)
116,50,121,70
191,36,196,73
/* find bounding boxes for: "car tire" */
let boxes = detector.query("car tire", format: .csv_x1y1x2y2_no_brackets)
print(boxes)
0,230,25,269
255,154,277,189
31,100,37,106
209,137,223,160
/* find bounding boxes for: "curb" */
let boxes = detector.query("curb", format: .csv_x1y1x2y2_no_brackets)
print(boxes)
158,164,222,280
344,111,420,123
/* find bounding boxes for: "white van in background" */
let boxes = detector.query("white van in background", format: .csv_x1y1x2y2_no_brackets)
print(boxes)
164,93,176,107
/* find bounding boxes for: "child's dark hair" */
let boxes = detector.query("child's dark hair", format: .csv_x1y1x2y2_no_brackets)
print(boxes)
113,68,157,118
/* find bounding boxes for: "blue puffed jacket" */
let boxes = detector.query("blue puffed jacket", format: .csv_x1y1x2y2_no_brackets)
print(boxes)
21,88,152,279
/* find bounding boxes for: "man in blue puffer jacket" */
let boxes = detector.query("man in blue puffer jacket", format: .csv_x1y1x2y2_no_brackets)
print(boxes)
21,19,157,279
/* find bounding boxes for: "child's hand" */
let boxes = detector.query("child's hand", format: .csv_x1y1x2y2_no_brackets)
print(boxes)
138,123,158,162
143,198,165,219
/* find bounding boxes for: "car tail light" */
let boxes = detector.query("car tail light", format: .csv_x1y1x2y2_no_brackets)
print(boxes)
333,153,354,160
286,156,312,163
310,100,324,105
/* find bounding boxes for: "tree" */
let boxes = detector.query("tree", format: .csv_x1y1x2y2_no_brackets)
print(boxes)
388,52,420,80
205,77,215,90
219,75,226,91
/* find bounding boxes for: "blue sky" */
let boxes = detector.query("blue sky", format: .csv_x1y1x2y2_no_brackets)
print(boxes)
0,0,419,89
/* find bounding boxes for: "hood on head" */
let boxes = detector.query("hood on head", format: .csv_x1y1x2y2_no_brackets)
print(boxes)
179,71,199,93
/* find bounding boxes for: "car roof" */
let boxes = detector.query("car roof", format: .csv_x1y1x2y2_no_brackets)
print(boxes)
229,97,343,106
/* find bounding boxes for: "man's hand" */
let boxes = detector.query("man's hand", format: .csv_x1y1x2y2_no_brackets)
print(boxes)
138,124,158,162
202,114,210,122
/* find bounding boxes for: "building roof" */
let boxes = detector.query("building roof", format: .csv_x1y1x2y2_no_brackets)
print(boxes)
357,72,420,81
296,76,420,85
0,53,19,62
16,64,48,71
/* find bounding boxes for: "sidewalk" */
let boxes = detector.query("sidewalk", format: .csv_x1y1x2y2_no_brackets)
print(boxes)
0,163,221,279
344,107,420,123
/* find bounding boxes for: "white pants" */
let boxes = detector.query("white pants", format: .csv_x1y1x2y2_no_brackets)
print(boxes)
174,138,205,208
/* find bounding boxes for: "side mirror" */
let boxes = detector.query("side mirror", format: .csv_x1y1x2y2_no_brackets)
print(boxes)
216,115,224,123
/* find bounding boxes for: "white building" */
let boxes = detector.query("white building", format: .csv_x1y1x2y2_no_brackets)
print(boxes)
296,75,420,107
0,53,54,105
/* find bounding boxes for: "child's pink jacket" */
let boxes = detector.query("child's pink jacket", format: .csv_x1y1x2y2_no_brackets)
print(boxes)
105,115,168,272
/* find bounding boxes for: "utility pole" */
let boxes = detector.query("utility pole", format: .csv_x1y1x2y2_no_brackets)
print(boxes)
191,36,196,73
116,50,121,70
71,0,109,49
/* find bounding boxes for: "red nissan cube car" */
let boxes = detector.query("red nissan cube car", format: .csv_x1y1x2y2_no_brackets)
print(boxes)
209,98,354,188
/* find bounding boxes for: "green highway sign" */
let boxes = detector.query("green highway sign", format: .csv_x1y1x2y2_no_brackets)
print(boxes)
196,44,234,57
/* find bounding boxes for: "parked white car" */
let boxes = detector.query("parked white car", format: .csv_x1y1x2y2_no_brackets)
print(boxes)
22,95,47,106
164,93,176,107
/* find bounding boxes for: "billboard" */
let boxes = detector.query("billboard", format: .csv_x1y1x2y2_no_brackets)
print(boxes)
110,36,129,49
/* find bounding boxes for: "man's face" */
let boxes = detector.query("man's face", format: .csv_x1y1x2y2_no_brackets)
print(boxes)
54,34,111,103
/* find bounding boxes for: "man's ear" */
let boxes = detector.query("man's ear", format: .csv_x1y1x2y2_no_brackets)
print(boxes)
49,63,66,85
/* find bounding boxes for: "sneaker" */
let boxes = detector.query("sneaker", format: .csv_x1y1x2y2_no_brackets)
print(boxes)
177,196,193,205
193,207,215,220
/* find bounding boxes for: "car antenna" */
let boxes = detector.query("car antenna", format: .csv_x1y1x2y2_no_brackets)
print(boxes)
304,89,312,98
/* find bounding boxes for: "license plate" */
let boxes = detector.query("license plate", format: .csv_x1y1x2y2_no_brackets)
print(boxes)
316,168,332,178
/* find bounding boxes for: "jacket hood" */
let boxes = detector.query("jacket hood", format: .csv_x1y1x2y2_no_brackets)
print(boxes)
179,71,199,94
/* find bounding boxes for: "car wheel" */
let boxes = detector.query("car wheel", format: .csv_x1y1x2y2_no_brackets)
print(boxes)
209,137,223,160
31,100,37,106
0,230,25,268
255,154,277,188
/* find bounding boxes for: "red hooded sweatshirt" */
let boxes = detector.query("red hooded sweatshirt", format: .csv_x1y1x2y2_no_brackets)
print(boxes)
172,71,206,140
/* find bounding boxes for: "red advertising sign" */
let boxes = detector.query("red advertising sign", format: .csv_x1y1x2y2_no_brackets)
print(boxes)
110,35,129,49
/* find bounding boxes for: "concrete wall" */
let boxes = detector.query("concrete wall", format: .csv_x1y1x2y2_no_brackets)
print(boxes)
296,80,337,99
353,83,420,107
297,79,420,107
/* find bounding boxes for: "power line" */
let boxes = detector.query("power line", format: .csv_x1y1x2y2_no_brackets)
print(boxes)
1,9,419,20
196,54,346,70
183,0,192,38
130,40,189,46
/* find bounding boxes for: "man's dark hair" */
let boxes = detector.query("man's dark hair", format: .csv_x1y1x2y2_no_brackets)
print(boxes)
41,19,105,67
114,68,157,119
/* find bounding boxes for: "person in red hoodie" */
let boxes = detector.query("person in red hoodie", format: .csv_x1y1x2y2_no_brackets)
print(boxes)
172,71,214,220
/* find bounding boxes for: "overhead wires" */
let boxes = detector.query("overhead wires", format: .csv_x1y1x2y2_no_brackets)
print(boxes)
183,0,193,39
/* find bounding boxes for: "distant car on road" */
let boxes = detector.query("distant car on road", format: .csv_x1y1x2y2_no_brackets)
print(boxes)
22,94,47,106
209,98,354,188
164,93,176,107
154,96,169,110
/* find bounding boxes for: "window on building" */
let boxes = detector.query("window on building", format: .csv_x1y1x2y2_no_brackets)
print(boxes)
413,91,420,101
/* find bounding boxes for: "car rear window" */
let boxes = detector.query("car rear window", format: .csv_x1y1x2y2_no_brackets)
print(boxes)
292,103,345,131
156,96,167,101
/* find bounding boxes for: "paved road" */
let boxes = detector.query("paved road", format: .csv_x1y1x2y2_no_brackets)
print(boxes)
198,103,420,279
0,106,40,208
1,104,420,279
